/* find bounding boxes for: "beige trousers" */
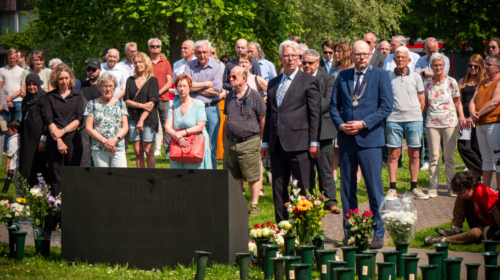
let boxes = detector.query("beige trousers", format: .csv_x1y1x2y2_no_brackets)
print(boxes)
427,127,458,189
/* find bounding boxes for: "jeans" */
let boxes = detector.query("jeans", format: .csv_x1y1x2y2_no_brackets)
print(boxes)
205,104,220,169
92,150,127,167
3,101,22,152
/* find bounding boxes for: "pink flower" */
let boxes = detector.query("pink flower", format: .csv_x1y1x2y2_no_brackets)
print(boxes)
354,208,359,214
367,211,373,216
349,209,354,214
314,200,321,206
345,213,350,218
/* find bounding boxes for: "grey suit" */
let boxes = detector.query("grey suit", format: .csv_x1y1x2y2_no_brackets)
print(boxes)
314,70,338,207
370,50,386,68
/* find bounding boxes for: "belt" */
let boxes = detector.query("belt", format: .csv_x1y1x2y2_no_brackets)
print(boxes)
228,135,258,144
204,100,219,107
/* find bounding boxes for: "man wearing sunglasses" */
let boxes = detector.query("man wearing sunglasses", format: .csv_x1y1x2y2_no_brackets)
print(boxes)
363,33,386,68
222,38,261,91
319,39,335,74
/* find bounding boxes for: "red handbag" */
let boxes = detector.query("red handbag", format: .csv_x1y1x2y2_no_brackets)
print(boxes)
169,103,205,164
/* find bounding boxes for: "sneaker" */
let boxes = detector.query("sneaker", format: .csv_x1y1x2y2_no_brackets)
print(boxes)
386,189,398,200
249,205,260,216
435,228,461,237
424,235,445,246
412,188,429,199
428,189,438,198
420,162,429,170
448,189,457,197
154,150,161,156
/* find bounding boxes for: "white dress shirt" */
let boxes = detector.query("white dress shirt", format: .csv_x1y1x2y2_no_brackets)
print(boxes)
100,63,127,98
118,59,135,77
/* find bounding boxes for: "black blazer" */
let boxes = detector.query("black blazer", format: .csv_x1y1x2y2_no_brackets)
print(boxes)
370,50,386,68
263,70,321,152
319,59,327,73
315,70,337,140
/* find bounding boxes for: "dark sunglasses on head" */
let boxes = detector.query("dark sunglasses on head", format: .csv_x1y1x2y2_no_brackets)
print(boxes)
323,51,333,55
87,67,97,72
302,61,317,65
149,45,161,49
468,64,479,69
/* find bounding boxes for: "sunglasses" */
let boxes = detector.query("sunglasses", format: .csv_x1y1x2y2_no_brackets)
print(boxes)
468,64,479,69
323,51,333,55
149,45,161,49
302,61,317,65
87,67,98,72
364,41,372,45
488,46,497,50
222,60,229,63
228,75,239,80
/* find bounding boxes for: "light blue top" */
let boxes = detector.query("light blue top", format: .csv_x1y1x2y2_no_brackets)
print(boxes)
323,58,333,74
415,54,450,76
259,58,278,82
383,51,421,73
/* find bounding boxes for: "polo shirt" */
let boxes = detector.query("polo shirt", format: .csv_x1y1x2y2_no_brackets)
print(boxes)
258,59,277,82
387,67,425,122
151,57,173,101
224,87,266,139
0,65,24,101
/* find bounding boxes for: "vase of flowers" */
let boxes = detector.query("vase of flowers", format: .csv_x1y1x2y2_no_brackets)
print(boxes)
344,208,375,253
277,220,297,256
250,221,279,269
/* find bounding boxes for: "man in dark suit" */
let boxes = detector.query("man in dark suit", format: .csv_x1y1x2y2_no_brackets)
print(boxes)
261,40,322,223
302,49,340,214
223,38,261,91
329,41,393,249
319,39,336,74
363,33,386,68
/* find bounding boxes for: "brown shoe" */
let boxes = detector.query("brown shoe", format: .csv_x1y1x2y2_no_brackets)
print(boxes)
249,205,260,216
329,205,341,214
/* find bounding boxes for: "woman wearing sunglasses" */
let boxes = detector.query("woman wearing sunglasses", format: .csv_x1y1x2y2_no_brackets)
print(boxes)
425,170,500,245
20,50,53,97
484,38,500,56
456,55,485,181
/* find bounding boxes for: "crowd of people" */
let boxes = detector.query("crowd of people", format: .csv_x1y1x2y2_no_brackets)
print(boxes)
1,34,500,248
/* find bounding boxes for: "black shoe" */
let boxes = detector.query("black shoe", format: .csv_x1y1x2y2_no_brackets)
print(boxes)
369,237,384,249
334,237,348,247
483,225,500,241
435,228,461,237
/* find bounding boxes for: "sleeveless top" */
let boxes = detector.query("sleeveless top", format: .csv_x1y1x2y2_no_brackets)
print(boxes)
476,77,500,125
247,74,258,92
461,84,476,118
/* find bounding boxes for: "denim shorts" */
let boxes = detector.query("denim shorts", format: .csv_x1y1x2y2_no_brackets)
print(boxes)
129,120,156,142
386,121,423,148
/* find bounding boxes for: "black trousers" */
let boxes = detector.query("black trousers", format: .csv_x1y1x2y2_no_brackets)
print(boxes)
46,131,83,196
270,136,315,223
314,139,337,207
80,127,92,167
457,126,482,178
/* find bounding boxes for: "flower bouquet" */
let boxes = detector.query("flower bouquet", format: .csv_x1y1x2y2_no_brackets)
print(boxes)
345,208,375,251
286,189,330,245
380,193,417,244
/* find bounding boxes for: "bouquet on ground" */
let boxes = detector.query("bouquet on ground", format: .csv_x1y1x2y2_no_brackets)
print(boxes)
1,198,31,224
249,221,278,240
286,188,329,245
380,192,417,244
20,175,61,235
345,208,375,250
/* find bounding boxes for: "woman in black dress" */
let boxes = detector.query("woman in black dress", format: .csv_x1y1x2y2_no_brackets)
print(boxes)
457,54,485,179
45,64,85,195
19,73,48,186
124,52,159,168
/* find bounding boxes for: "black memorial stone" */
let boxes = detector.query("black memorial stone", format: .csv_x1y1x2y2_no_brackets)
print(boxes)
61,167,248,269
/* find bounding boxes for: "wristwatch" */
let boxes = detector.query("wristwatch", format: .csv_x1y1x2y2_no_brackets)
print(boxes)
116,135,122,141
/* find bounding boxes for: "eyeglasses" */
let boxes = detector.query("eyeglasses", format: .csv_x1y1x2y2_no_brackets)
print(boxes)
488,46,497,50
221,60,229,64
228,75,239,80
282,55,298,60
485,62,498,67
468,64,479,69
86,68,97,72
149,45,161,49
353,52,370,58
323,51,333,55
100,85,115,89
302,61,317,65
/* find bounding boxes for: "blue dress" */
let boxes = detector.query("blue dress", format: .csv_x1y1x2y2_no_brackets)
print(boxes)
168,99,212,169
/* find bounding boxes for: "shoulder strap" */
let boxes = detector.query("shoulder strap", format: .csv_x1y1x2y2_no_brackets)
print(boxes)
255,76,262,94
172,101,175,130
132,75,152,101
92,99,96,115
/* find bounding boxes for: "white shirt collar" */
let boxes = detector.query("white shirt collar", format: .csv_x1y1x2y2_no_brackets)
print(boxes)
371,48,376,55
355,66,369,75
313,70,318,77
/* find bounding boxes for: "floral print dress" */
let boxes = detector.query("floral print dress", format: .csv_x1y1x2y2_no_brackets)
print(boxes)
424,77,460,128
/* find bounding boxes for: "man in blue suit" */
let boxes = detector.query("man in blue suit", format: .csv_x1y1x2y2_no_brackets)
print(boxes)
329,41,393,249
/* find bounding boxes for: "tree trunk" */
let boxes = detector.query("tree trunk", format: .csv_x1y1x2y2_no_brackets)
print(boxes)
169,16,187,63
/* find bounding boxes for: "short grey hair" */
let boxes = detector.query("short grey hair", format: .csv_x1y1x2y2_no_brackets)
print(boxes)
125,42,137,52
303,49,320,61
394,46,410,56
48,58,63,69
392,35,406,46
194,40,211,52
298,43,309,53
249,42,266,60
107,48,120,58
430,52,445,64
97,72,118,89
425,37,438,50
279,40,299,57
485,55,500,66
148,38,162,47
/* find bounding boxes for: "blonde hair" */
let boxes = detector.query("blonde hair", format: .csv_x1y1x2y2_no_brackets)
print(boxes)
133,52,154,77
28,51,46,70
7,48,17,57
49,63,75,89
461,54,485,89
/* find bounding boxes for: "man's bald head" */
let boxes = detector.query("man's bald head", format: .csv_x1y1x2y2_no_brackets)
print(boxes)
181,40,195,59
363,33,378,51
231,66,247,89
351,41,371,70
377,41,391,56
235,39,248,54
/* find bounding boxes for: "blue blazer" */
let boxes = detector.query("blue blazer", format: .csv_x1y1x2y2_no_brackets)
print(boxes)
329,66,393,148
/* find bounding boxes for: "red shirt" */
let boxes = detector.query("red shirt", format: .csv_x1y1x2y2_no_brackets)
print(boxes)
151,57,173,101
471,182,499,225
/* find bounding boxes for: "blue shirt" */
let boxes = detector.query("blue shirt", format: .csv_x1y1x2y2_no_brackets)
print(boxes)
184,59,223,103
415,54,450,76
323,58,333,74
259,59,277,82
261,67,319,148
383,51,421,73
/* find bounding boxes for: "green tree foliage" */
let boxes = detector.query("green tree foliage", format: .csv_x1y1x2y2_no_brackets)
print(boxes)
296,0,409,51
402,0,498,56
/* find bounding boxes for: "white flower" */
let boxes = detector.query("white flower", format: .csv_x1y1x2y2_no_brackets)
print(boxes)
26,212,31,217
293,188,300,196
276,252,283,258
256,229,262,238
30,188,40,197
15,212,19,217
248,242,257,254
249,229,257,238
276,236,284,246
262,228,270,237
335,255,341,261
297,195,302,200
279,221,291,230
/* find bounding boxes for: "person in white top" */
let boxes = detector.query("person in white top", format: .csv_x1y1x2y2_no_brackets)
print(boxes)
100,48,127,99
21,50,53,96
0,49,24,121
118,42,137,77
169,40,196,98
383,35,420,72
6,119,20,200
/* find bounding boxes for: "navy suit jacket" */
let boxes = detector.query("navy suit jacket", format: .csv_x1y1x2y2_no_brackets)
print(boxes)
328,66,393,148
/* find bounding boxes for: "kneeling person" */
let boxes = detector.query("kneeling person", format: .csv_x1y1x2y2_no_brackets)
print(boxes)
223,66,266,216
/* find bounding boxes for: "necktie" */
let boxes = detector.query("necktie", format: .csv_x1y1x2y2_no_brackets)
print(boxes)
353,72,364,96
329,65,335,75
277,75,291,108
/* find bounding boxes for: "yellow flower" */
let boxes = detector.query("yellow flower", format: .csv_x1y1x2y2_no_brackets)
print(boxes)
318,222,322,227
296,200,312,211
16,198,26,204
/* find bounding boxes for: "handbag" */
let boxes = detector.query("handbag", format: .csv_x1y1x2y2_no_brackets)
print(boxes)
169,102,205,164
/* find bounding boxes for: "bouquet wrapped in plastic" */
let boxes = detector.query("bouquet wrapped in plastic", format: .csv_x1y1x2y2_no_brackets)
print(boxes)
380,192,417,244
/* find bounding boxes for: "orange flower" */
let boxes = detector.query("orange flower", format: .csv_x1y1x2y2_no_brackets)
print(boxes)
284,202,291,206
296,200,312,211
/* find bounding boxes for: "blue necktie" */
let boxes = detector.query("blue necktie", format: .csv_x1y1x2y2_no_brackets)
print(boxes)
277,76,291,108
353,72,364,96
